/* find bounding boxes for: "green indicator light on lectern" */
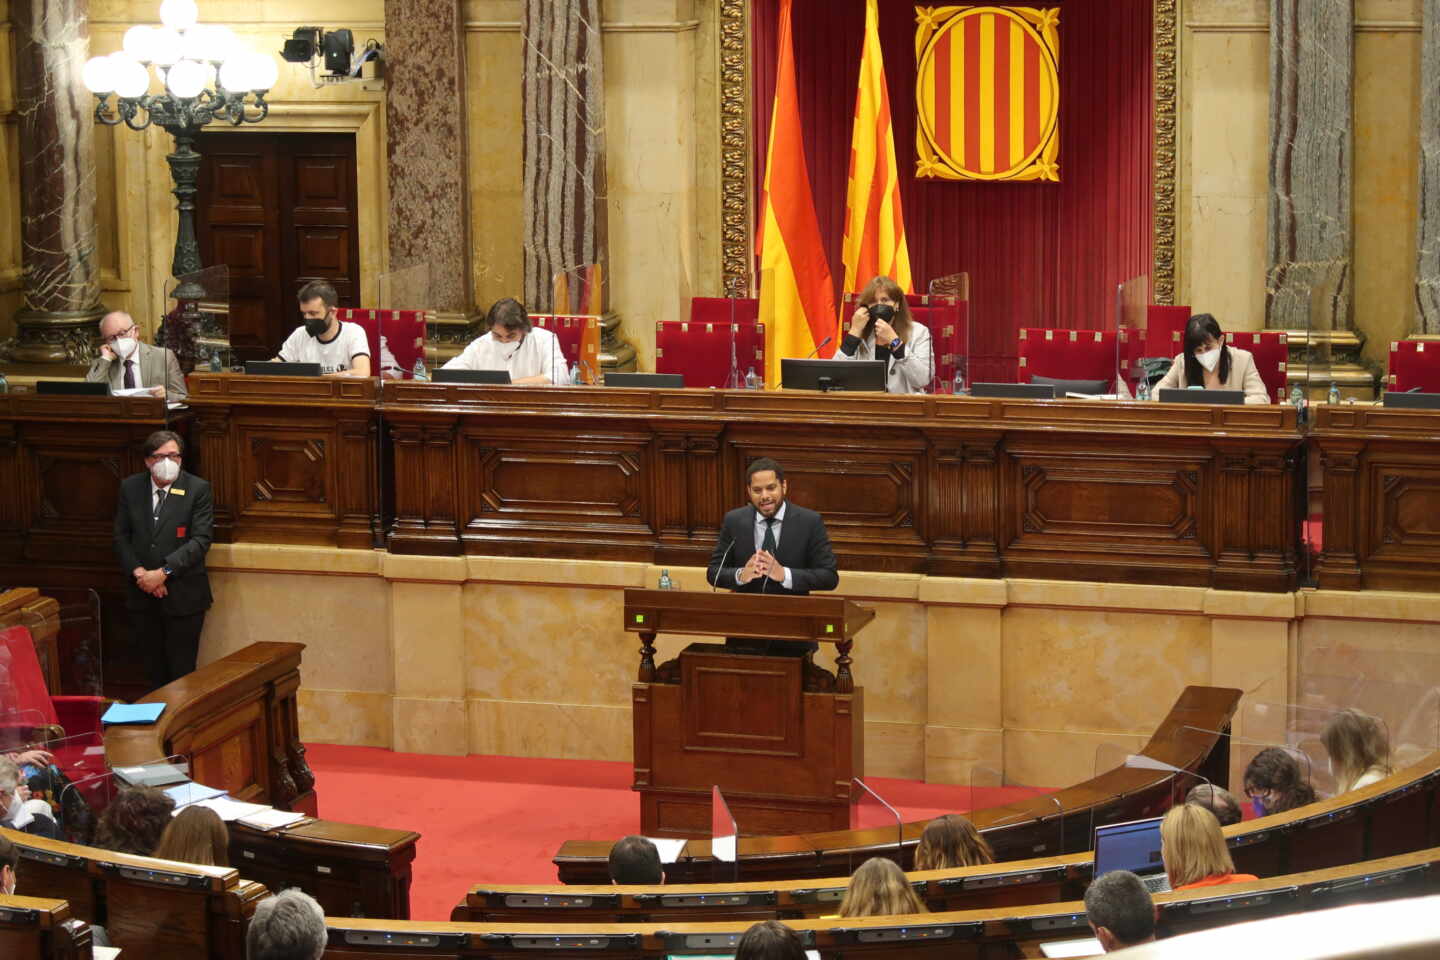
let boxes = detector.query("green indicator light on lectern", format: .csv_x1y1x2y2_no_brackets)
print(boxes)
635,614,645,624
825,624,835,634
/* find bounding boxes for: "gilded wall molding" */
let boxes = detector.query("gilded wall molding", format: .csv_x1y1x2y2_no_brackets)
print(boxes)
721,0,1180,302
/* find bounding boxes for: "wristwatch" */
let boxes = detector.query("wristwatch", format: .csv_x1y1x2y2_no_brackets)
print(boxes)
889,337,902,350
162,566,173,577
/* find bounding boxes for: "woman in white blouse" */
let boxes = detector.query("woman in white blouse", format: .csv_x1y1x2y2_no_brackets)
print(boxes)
833,275,934,394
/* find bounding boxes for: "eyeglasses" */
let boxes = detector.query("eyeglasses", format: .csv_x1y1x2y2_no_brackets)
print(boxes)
147,453,182,462
103,325,137,344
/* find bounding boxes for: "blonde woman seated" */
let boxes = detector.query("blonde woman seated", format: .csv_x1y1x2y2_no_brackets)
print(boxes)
837,857,927,918
1323,708,1393,794
835,275,934,394
1160,804,1258,891
913,814,994,871
1152,314,1270,404
152,805,230,867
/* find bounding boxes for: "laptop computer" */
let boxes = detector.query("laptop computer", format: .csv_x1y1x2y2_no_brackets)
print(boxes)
245,361,322,377
1093,816,1171,894
431,369,513,385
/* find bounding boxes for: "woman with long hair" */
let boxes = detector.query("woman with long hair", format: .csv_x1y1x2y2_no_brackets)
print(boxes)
912,814,994,871
1322,708,1392,794
153,805,230,866
836,856,928,918
93,786,175,857
834,275,935,394
1160,803,1258,890
1243,747,1318,816
1151,313,1270,403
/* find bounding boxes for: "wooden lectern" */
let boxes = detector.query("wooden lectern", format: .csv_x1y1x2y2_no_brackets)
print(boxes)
623,589,874,838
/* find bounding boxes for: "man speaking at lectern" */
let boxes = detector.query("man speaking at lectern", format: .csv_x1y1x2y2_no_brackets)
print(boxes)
707,458,838,672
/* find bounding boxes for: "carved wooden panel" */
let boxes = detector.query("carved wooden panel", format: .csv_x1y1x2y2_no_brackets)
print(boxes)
240,430,330,514
683,657,802,756
33,452,123,523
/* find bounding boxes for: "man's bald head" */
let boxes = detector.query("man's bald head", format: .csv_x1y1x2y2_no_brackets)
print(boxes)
99,311,136,340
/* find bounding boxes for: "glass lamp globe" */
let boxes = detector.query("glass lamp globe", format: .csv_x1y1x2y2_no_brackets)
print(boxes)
149,27,184,66
122,25,157,64
166,58,208,99
248,52,279,92
158,0,199,32
112,56,151,99
218,54,252,92
82,56,116,94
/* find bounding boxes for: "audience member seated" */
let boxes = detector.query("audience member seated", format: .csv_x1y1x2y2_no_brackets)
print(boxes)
0,756,59,838
442,298,569,385
607,835,662,885
835,275,935,394
736,919,807,960
837,857,927,918
1083,870,1156,952
1323,708,1393,794
94,785,175,856
1185,783,1243,826
1160,804,1258,891
1151,313,1270,404
153,804,230,866
1243,746,1318,816
912,813,994,870
247,888,328,960
0,834,15,895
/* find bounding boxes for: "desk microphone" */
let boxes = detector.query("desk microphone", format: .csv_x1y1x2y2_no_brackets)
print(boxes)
805,336,833,359
710,536,734,593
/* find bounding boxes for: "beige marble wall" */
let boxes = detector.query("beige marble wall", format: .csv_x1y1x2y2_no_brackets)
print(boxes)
1179,0,1424,366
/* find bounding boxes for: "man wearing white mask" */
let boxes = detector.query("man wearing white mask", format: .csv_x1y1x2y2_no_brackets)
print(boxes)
442,297,569,384
85,310,189,401
113,430,214,690
0,757,60,840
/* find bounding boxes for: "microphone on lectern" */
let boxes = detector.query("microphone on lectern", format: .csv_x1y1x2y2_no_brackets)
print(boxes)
805,336,833,359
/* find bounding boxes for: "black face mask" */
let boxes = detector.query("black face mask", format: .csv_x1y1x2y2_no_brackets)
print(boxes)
868,302,897,323
304,314,330,338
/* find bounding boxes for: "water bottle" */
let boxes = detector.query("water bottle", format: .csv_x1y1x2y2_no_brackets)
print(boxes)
208,347,223,373
744,366,760,390
0,371,8,394
411,356,428,382
1136,376,1151,402
658,568,673,590
1289,383,1306,423
569,362,581,386
952,370,965,396
1327,380,1341,405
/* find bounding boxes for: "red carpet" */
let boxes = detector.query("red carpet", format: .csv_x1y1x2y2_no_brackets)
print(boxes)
303,743,1049,921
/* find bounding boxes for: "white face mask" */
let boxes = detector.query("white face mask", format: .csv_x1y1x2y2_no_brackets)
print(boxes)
1196,346,1221,372
150,457,181,485
113,336,139,360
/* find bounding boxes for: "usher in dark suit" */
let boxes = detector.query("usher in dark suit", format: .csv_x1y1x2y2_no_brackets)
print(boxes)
706,502,838,656
113,470,214,689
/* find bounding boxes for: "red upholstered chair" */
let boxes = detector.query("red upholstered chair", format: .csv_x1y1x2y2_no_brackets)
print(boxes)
1017,329,1118,388
690,296,759,326
655,320,765,388
334,308,429,378
1228,331,1289,402
531,314,601,377
841,292,961,391
1146,305,1191,358
1389,340,1440,393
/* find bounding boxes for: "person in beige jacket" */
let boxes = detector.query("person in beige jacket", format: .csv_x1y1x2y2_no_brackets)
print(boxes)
1151,313,1271,404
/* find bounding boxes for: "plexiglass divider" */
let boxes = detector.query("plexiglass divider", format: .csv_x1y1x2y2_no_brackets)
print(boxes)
1242,699,1397,799
924,273,970,395
970,764,1067,858
711,784,739,882
162,265,230,426
552,263,603,384
54,589,104,701
849,777,903,873
1115,275,1149,399
1175,724,1314,814
375,264,433,385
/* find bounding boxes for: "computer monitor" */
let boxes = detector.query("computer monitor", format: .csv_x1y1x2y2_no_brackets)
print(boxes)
244,361,322,377
780,358,887,392
1382,391,1440,410
1030,375,1111,396
604,372,684,389
1093,816,1166,880
431,369,513,385
971,382,1056,399
1157,388,1245,405
35,381,109,396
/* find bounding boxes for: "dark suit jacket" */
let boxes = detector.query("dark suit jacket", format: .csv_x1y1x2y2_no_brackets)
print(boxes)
706,502,838,595
113,470,214,616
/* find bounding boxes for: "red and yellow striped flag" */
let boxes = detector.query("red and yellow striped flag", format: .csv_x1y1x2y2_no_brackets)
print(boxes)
758,0,838,384
841,0,912,300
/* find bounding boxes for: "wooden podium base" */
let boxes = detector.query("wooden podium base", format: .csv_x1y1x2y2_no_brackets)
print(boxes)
633,645,864,838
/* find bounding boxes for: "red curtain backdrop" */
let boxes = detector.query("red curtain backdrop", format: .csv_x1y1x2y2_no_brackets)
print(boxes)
752,0,1154,381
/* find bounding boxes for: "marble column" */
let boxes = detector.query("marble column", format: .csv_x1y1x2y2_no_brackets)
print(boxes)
1265,0,1354,332
1416,0,1440,333
4,0,104,364
383,0,472,313
520,0,609,312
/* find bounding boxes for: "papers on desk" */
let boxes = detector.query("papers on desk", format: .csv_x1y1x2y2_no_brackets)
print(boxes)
175,796,271,822
111,387,155,398
642,836,688,864
1040,937,1104,958
1065,392,1121,400
94,947,122,960
101,702,166,725
712,835,737,863
236,808,306,831
164,781,227,808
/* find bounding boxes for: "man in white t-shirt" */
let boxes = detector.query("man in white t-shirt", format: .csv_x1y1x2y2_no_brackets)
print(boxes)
442,298,569,384
274,281,372,377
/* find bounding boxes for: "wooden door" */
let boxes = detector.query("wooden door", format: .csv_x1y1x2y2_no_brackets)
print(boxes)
196,132,361,362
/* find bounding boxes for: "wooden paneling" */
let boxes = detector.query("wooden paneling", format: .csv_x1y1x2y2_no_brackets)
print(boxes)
383,384,1302,590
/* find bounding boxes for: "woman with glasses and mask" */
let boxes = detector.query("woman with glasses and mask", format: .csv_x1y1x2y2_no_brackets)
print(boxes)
834,275,934,394
1151,313,1270,403
1243,747,1317,817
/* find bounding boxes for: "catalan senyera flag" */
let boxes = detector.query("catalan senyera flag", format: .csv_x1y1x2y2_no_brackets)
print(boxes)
758,0,837,384
915,6,1061,182
842,0,913,299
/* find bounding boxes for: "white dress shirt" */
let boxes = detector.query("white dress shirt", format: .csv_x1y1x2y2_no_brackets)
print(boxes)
441,327,569,384
737,501,794,590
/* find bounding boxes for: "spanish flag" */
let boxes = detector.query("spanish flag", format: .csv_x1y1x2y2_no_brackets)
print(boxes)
758,0,837,384
841,0,912,298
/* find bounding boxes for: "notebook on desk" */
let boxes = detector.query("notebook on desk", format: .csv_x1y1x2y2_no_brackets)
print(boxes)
1093,816,1171,893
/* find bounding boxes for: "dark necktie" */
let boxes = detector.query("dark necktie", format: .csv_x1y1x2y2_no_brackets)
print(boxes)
153,489,167,526
761,517,777,554
124,359,136,389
